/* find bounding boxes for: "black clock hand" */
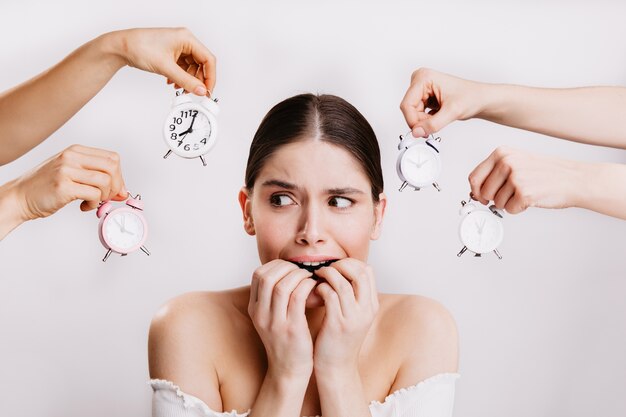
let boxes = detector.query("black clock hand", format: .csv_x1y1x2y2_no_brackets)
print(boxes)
179,114,198,136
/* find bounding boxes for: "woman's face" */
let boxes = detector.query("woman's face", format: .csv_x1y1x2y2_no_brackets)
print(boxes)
239,139,386,308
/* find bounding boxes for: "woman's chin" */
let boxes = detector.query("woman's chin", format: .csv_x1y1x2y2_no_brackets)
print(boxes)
305,290,325,309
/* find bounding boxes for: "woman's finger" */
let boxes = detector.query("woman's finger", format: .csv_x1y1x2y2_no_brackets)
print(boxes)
315,282,341,319
315,266,356,317
328,259,372,307
287,278,317,321
271,268,313,321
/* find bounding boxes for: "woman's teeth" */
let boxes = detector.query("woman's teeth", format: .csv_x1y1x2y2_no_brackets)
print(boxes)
292,259,336,272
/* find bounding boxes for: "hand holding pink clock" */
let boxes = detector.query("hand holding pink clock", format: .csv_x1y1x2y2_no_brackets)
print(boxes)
0,144,127,240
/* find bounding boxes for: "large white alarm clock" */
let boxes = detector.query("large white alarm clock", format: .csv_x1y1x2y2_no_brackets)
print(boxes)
163,91,219,166
457,196,504,259
396,131,442,192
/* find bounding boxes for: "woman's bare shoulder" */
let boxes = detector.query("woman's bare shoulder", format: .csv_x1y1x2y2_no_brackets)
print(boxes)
378,292,457,332
377,293,458,380
150,286,251,337
148,287,251,374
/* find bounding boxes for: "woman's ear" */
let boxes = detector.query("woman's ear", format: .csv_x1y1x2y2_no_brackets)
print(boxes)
370,192,387,240
238,187,255,236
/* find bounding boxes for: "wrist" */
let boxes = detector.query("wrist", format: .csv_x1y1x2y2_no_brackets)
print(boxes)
265,365,312,395
314,362,360,383
267,363,313,386
571,161,609,211
314,364,362,397
0,179,29,240
92,30,128,72
474,82,509,122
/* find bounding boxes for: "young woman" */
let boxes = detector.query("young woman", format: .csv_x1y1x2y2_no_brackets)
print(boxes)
148,94,459,417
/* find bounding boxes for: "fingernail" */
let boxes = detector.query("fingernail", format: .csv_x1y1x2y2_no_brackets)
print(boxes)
412,127,426,137
194,86,207,96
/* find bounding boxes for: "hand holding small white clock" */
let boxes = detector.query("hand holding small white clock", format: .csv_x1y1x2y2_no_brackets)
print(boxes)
0,27,217,167
0,145,127,240
468,146,608,215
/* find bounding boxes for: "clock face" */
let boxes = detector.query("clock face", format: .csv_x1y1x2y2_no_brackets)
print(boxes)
459,210,504,254
164,105,217,158
398,144,441,187
101,208,147,253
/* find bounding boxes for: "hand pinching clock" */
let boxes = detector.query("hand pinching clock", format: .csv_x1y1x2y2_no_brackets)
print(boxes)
163,90,219,166
396,131,442,192
457,194,504,259
96,193,150,262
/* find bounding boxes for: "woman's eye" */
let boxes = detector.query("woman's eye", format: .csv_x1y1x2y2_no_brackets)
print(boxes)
270,194,295,207
329,196,353,209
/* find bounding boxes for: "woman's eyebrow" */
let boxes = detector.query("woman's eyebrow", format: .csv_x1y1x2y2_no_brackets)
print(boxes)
325,187,365,195
261,180,365,195
261,179,299,190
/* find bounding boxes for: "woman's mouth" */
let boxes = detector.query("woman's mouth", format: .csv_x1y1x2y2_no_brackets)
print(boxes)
290,259,338,274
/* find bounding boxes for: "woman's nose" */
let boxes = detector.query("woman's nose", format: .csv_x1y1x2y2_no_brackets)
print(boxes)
295,205,326,246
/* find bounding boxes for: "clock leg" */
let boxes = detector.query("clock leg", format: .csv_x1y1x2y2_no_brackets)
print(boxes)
432,182,441,192
163,150,172,159
457,246,467,257
413,186,421,191
140,246,151,256
102,249,112,262
493,249,502,259
199,155,207,167
399,181,408,192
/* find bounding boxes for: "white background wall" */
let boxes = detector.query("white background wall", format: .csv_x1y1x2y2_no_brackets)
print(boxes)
1,1,625,416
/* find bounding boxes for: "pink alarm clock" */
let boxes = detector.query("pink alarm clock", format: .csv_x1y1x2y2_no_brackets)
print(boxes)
96,193,150,262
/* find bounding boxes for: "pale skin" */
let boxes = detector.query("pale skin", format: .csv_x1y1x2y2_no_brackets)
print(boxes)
149,140,458,417
400,68,626,219
0,27,217,240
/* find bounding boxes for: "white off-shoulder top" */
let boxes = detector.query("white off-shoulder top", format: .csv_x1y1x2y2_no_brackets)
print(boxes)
150,373,459,417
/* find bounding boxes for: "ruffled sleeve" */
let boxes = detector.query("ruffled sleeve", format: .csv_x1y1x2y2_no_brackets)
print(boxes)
150,379,250,417
151,373,459,417
368,373,459,417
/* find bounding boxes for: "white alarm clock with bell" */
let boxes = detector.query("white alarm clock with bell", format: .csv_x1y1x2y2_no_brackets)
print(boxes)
163,91,219,166
96,193,150,262
457,195,504,259
396,131,442,192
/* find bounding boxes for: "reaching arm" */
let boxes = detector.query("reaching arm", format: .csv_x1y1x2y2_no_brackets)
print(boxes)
400,68,626,149
477,84,626,149
0,27,216,166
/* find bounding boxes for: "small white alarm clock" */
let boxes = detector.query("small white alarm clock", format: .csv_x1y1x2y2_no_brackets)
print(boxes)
163,91,219,166
96,193,150,262
396,131,442,192
457,195,503,259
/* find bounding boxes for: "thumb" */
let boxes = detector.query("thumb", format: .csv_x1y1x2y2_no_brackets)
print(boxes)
162,62,207,96
80,199,99,212
413,107,456,137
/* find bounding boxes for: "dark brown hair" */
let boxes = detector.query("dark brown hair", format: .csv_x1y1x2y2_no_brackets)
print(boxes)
245,94,384,202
